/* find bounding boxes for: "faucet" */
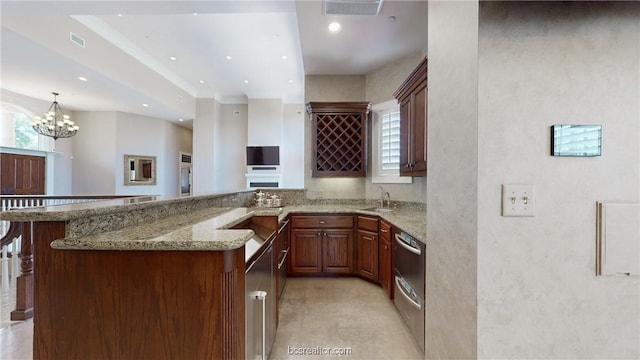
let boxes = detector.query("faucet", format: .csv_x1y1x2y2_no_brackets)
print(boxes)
377,186,384,208
384,192,391,209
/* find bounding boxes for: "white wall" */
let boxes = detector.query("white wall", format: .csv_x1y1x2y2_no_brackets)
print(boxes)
214,104,247,192
477,2,639,358
426,1,479,359
193,98,218,195
71,111,117,195
247,99,282,146
282,104,304,188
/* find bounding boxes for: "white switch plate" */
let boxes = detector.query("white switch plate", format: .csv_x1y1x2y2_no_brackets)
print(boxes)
502,184,536,217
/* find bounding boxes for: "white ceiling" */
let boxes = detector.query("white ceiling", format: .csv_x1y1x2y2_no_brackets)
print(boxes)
0,1,427,127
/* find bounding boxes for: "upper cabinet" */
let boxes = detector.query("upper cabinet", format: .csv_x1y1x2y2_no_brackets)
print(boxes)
306,102,371,177
393,57,427,177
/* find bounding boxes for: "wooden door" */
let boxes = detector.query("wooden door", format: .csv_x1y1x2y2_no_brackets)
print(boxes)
322,229,354,274
1,153,46,194
356,229,378,281
379,238,392,299
289,229,322,274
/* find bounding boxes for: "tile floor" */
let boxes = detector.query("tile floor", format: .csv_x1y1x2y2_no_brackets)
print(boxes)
0,277,422,360
271,277,423,359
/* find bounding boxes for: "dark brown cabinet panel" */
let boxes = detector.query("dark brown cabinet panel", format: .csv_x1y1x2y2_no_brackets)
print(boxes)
290,229,323,274
1,152,46,194
306,102,371,177
394,57,427,177
289,214,354,276
379,220,393,299
356,229,378,282
323,229,354,274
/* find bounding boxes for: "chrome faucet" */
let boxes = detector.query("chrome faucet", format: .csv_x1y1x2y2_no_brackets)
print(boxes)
377,186,384,208
384,192,391,209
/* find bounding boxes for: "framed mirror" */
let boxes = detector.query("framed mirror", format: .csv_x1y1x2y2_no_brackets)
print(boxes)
124,154,156,185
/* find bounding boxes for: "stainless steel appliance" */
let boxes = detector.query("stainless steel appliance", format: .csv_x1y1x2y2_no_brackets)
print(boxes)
277,219,290,298
246,239,276,360
393,231,426,353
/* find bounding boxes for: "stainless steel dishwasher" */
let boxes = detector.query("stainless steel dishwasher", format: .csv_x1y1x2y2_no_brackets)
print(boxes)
393,230,425,353
246,240,276,360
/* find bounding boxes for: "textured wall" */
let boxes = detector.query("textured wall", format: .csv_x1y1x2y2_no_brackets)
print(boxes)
214,104,248,193
193,98,218,195
426,1,479,359
477,1,640,358
304,75,367,199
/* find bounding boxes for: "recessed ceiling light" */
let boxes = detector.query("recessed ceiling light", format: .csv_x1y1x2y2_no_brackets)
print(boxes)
142,103,149,107
193,12,198,15
78,76,88,82
226,55,232,60
170,56,177,61
117,13,123,17
328,22,341,33
178,118,184,122
243,80,249,84
199,80,205,84
282,55,287,60
387,16,397,23
289,80,294,83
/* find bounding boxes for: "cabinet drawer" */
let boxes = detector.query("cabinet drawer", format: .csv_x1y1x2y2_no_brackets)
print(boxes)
379,220,391,242
357,216,378,233
291,215,353,229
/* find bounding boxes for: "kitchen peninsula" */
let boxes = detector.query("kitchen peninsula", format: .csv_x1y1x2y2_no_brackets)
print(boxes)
0,190,426,359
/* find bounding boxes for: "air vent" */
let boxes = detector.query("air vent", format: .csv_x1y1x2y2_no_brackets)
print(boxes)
70,32,85,48
181,153,192,164
323,0,383,15
233,110,241,116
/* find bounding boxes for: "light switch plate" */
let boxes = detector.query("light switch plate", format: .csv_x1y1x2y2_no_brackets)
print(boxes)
502,184,536,217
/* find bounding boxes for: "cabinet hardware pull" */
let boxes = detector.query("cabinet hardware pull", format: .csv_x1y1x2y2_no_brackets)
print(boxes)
319,220,326,224
249,290,268,360
381,229,388,233
363,236,375,241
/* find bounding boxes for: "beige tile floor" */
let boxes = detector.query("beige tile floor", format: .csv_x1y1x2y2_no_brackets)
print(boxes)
0,277,422,360
271,277,423,360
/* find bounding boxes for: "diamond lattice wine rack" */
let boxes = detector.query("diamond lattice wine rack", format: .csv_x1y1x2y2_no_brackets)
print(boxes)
306,102,371,177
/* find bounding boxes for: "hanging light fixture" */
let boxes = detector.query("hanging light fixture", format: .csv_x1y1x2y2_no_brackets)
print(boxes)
31,92,79,141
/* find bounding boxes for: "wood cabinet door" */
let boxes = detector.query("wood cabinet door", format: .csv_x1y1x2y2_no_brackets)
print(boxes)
356,229,379,282
410,82,427,174
322,229,354,274
398,98,412,176
1,153,46,194
379,238,392,299
290,229,322,274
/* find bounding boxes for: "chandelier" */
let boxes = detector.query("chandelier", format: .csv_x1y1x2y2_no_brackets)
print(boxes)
31,92,79,140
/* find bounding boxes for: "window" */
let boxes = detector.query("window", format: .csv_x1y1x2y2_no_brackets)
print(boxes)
371,100,411,184
1,104,50,151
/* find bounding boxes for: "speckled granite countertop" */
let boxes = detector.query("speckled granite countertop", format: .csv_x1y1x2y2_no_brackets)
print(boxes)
50,207,282,251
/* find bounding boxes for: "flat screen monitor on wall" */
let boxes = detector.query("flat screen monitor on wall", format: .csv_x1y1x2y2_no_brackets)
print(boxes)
247,146,280,165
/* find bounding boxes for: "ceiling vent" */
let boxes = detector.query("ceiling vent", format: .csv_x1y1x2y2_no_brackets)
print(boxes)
180,153,192,164
69,32,85,48
323,0,383,16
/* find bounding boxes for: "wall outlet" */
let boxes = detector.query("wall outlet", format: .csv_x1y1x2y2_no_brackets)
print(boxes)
502,184,535,217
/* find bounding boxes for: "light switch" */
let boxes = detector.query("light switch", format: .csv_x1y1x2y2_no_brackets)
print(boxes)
502,184,535,217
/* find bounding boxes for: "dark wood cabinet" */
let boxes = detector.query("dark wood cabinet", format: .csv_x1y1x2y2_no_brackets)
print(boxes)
379,220,393,299
290,229,323,274
289,215,354,275
323,229,354,274
356,215,379,282
394,57,427,177
306,102,371,177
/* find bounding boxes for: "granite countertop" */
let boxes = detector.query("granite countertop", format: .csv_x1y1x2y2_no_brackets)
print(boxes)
50,207,282,251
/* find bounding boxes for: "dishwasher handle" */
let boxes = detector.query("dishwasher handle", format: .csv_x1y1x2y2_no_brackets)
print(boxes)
250,290,268,360
395,276,422,310
277,249,289,269
394,233,422,255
